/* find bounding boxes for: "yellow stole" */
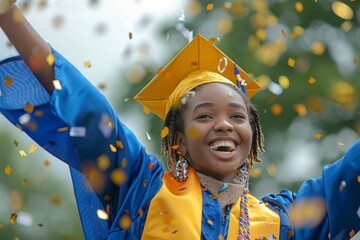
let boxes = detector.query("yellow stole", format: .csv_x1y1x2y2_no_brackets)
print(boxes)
142,168,280,239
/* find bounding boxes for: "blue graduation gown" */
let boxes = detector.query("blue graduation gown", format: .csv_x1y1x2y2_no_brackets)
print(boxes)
0,50,359,239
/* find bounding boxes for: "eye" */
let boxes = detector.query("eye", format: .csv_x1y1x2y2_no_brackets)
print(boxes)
196,114,212,120
231,113,246,121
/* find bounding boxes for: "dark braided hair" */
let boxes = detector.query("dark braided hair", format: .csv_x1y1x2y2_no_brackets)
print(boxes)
161,82,264,173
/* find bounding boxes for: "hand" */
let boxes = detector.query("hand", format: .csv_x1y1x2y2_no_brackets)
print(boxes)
0,0,16,15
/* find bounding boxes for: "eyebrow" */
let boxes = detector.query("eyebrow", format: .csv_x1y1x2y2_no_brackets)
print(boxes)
193,102,246,112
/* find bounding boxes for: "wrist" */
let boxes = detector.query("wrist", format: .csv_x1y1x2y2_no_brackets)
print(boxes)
0,0,16,15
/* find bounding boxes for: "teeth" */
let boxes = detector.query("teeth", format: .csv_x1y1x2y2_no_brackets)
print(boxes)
209,141,236,151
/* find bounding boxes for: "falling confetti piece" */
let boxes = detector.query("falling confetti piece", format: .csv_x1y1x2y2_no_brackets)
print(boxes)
313,133,322,139
138,208,144,216
5,165,12,175
357,175,360,183
19,150,27,157
129,32,133,39
336,141,344,146
250,168,262,178
161,127,169,139
109,144,117,152
288,58,296,68
14,140,19,147
50,196,62,206
207,219,214,225
121,158,127,168
119,215,132,229
287,231,294,237
218,234,224,240
146,132,151,140
22,179,29,187
57,126,69,132
295,2,303,12
339,180,347,192
293,104,307,117
278,75,289,89
34,110,43,117
124,98,130,103
267,163,277,176
110,169,127,185
116,141,124,149
97,209,109,220
332,1,353,20
84,60,92,68
28,144,37,154
311,41,325,55
9,213,17,224
52,80,62,90
206,3,214,11
149,162,155,169
43,160,50,167
349,229,355,238
171,145,180,150
97,154,110,170
280,29,286,39
98,83,107,90
271,103,283,116
24,102,34,113
46,53,55,66
69,127,86,137
37,223,44,227
308,77,316,84
4,76,13,87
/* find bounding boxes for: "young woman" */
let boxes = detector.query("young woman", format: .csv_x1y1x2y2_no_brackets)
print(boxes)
1,2,359,239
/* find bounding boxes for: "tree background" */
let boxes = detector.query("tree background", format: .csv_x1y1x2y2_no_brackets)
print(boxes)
0,0,359,239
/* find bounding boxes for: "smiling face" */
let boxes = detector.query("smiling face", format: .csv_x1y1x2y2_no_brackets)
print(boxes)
177,83,253,182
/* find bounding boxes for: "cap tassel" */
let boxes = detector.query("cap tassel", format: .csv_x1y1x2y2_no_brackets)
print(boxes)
234,66,247,96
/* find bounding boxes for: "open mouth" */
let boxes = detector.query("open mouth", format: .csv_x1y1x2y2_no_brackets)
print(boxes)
209,140,236,152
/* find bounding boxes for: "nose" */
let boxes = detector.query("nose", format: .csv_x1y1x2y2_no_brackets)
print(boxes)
213,117,233,132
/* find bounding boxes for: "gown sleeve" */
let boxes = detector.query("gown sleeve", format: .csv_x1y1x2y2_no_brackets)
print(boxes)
0,50,164,239
262,139,360,240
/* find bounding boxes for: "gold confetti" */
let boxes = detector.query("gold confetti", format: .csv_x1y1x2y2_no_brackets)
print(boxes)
288,58,296,68
57,126,69,132
295,2,303,12
116,141,124,149
5,165,12,175
121,158,127,168
24,102,34,113
19,150,27,157
357,175,360,183
278,75,289,89
171,145,180,150
0,223,3,229
341,21,352,32
97,209,109,220
98,83,107,90
287,231,294,237
46,53,55,66
349,229,355,238
332,1,353,20
149,162,155,169
313,133,322,139
129,32,133,39
97,154,110,170
206,3,214,11
4,76,13,87
28,144,37,154
293,104,307,117
52,80,62,90
336,141,344,146
34,110,43,117
207,219,213,225
110,169,127,185
109,144,117,152
9,213,17,224
83,60,92,68
22,179,29,187
250,168,262,178
271,103,283,116
50,195,62,206
267,163,277,176
161,127,169,139
311,41,325,55
43,160,50,167
138,208,144,217
218,234,224,240
308,77,316,85
119,214,132,229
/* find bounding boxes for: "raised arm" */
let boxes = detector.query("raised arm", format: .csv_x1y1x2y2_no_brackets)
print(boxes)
0,2,54,93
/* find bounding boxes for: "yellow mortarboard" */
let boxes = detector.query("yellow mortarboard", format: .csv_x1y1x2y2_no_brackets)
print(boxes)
134,34,262,120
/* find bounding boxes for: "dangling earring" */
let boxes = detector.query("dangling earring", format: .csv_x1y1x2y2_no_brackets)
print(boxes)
174,153,189,182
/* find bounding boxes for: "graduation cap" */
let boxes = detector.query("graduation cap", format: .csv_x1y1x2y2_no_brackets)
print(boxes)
134,34,262,120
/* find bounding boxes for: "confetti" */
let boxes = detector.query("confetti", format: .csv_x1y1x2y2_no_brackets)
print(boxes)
28,144,37,154
97,154,110,170
43,160,50,167
146,132,151,140
5,165,12,175
19,150,27,157
161,127,169,139
14,140,19,147
207,219,213,225
97,209,109,220
99,113,114,138
4,76,13,87
34,110,43,117
339,180,347,192
288,58,296,68
109,144,117,152
50,196,62,205
293,104,307,117
278,75,289,89
19,113,31,125
349,229,355,238
267,163,277,176
24,102,34,113
69,127,86,137
9,213,17,224
83,60,92,68
271,103,282,116
52,80,62,90
143,180,148,187
250,168,262,177
286,231,294,237
22,179,29,187
149,162,155,169
280,29,286,39
37,223,44,227
308,77,316,84
313,133,322,139
311,41,325,55
295,2,303,12
46,53,55,66
110,169,127,185
358,175,360,183
138,208,144,217
171,145,180,150
116,141,124,149
121,158,127,168
57,126,69,132
129,32,133,39
98,83,107,90
119,215,132,229
332,1,353,20
336,141,344,146
206,3,214,11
